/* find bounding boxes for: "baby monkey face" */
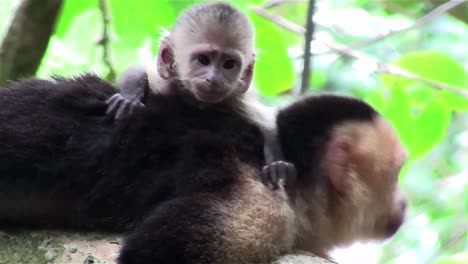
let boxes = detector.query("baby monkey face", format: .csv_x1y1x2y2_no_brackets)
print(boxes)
183,43,245,103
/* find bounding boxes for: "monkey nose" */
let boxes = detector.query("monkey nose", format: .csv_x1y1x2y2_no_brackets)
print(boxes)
201,78,221,91
400,199,407,212
205,77,218,85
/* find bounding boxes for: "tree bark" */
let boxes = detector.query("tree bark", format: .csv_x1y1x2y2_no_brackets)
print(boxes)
0,230,333,264
0,0,63,85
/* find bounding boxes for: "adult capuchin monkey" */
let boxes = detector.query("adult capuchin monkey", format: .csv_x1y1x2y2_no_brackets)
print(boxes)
105,1,295,185
119,94,409,263
0,73,407,263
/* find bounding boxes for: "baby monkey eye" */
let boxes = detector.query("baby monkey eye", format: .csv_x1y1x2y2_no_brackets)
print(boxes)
197,55,210,66
223,60,237,70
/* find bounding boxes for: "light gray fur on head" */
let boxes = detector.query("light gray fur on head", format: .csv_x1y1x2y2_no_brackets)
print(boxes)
170,1,255,59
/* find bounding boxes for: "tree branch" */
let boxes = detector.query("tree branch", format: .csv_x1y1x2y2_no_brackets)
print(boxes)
346,0,467,50
321,39,468,98
296,0,316,96
425,225,468,263
0,0,63,85
98,0,116,82
250,5,468,99
250,6,305,34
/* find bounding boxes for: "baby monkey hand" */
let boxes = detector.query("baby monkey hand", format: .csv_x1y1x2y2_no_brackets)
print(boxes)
261,161,297,190
106,94,145,121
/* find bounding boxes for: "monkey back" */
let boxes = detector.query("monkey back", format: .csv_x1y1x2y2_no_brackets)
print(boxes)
0,74,264,231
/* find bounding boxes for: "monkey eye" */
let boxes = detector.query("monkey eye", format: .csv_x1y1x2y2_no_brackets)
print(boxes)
223,60,237,70
197,55,210,66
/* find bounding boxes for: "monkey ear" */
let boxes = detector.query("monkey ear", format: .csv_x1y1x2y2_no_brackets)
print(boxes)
324,135,353,193
239,61,255,93
157,39,176,80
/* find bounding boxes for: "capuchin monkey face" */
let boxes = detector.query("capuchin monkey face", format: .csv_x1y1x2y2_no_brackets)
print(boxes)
181,43,252,103
158,40,254,104
363,117,408,239
323,116,408,243
156,3,256,104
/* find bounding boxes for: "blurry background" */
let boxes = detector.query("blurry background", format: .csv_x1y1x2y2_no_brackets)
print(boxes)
0,0,467,263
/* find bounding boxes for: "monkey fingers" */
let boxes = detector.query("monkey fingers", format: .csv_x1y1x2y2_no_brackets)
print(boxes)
105,94,144,121
115,101,133,121
261,161,297,190
106,94,125,118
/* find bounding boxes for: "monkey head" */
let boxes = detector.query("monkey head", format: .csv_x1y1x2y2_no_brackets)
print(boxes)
277,95,408,256
157,2,255,103
324,117,408,240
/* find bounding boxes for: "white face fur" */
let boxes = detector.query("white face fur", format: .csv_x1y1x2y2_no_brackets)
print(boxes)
159,5,256,104
176,42,247,103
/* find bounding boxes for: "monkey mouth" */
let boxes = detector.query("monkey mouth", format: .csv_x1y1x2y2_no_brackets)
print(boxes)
194,89,227,103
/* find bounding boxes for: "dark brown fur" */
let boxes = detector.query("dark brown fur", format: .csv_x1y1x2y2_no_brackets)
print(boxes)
0,75,406,263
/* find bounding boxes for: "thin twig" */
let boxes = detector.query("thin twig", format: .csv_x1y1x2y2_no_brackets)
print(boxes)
262,0,306,9
346,0,467,50
250,6,305,34
98,0,116,81
296,0,315,95
439,226,467,250
426,226,467,263
380,66,468,98
250,6,468,98
322,40,468,98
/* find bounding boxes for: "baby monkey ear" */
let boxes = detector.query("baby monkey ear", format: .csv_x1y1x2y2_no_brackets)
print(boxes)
238,60,255,93
157,37,176,80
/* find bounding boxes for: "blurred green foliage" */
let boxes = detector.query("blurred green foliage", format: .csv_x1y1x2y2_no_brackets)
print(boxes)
0,0,467,263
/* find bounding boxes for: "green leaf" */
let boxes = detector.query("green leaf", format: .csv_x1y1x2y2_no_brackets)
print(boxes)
109,0,176,47
107,0,186,77
168,0,198,14
249,15,296,96
364,88,388,114
231,0,264,7
310,71,327,90
412,98,451,158
436,252,468,264
383,0,424,10
61,10,102,57
379,86,451,159
439,86,468,112
384,51,468,111
377,51,462,160
38,9,103,77
383,86,415,156
55,0,97,38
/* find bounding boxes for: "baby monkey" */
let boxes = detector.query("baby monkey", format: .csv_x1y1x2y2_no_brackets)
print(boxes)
106,1,256,118
106,1,295,186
